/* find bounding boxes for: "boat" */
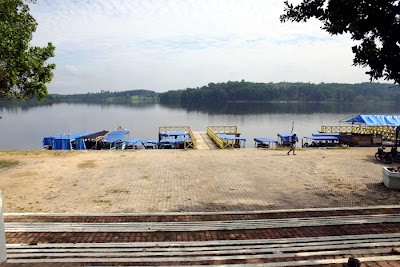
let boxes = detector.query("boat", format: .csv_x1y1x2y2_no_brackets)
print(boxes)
254,137,278,148
302,133,340,147
43,132,91,150
277,133,298,147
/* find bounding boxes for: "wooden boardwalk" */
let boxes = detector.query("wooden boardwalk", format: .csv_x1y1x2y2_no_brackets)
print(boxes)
193,131,218,150
2,206,400,266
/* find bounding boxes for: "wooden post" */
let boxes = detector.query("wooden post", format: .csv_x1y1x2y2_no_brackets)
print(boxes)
0,191,6,263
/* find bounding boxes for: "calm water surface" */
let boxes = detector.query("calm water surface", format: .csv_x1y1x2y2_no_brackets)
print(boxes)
0,102,398,150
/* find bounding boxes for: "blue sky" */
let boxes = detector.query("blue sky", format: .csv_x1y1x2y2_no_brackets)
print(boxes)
30,0,372,94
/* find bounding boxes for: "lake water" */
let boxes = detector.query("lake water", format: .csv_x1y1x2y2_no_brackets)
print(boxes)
0,102,398,150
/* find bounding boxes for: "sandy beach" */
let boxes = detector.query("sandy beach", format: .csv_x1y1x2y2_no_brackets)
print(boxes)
0,148,399,213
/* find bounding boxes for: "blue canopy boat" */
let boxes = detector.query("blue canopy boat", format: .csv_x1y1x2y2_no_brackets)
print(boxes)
216,134,246,148
43,132,92,150
277,133,298,147
116,138,143,149
302,133,340,147
103,130,129,149
254,137,278,148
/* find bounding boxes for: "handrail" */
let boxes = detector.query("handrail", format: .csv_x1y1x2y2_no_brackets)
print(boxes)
207,126,237,134
321,125,396,139
207,127,235,149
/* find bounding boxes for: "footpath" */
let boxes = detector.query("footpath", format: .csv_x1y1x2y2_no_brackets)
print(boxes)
1,205,400,266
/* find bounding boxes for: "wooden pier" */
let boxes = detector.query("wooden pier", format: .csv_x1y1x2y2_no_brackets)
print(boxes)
192,131,218,150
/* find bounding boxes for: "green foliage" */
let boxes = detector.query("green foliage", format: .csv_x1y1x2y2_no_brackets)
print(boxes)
51,89,159,104
280,0,400,84
0,0,55,101
159,81,400,105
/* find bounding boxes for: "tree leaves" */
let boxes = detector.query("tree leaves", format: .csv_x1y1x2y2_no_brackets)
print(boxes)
280,0,400,84
0,0,55,101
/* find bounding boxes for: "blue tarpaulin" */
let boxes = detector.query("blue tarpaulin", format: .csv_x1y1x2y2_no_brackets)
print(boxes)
347,115,400,126
312,133,340,137
159,138,190,143
304,136,339,141
142,139,158,144
120,138,142,145
217,134,246,141
51,132,91,150
159,132,189,137
254,137,278,143
277,133,299,143
75,138,86,150
43,135,59,147
103,131,129,143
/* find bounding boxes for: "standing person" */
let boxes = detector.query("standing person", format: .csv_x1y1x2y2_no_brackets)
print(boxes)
287,132,297,155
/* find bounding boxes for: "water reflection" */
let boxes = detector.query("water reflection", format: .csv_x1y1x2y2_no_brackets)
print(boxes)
162,102,400,115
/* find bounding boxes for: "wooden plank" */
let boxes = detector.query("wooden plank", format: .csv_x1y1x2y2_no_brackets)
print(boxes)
6,242,400,258
7,238,400,254
7,237,400,253
7,233,399,248
5,205,400,217
5,214,400,232
5,248,396,263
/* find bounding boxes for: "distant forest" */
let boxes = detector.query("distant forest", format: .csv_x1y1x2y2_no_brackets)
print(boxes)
49,90,159,104
159,81,400,105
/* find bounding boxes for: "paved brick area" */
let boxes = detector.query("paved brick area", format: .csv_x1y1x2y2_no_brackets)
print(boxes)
0,148,399,213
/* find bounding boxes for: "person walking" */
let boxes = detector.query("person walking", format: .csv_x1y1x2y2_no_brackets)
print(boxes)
287,132,297,155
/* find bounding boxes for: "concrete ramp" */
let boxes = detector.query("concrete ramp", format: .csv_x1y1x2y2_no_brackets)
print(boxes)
193,131,218,150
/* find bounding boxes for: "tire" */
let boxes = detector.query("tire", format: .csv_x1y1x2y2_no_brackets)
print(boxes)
384,154,393,164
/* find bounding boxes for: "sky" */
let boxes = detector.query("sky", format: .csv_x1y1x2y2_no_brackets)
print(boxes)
29,0,373,94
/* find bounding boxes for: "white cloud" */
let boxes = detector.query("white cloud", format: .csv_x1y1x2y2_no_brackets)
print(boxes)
29,0,372,94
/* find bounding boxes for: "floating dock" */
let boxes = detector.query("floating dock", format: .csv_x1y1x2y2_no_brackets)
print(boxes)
192,131,218,150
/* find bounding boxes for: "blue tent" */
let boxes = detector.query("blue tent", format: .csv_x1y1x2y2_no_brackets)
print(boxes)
347,115,400,126
51,132,91,150
103,130,129,144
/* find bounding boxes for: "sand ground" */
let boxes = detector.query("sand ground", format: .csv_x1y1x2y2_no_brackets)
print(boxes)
0,148,399,213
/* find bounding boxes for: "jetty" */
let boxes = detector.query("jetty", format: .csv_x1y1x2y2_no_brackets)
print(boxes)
192,131,218,150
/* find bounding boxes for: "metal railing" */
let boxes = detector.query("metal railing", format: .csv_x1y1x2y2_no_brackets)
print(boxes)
158,126,197,149
321,125,396,139
207,126,237,149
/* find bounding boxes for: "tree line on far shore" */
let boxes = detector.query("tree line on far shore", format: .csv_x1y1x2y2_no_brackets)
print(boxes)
159,81,400,106
49,90,159,104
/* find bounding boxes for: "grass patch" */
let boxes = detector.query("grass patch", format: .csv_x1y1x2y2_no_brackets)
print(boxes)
110,189,130,193
0,160,19,169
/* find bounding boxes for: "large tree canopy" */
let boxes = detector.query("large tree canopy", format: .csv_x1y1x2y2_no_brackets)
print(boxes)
0,0,55,100
280,0,400,84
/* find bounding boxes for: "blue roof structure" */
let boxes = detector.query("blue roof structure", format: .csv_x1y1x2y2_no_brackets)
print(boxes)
254,137,278,143
103,130,129,143
142,139,158,144
217,134,246,141
277,133,299,143
312,133,340,137
159,138,191,144
347,115,400,126
304,136,339,141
